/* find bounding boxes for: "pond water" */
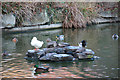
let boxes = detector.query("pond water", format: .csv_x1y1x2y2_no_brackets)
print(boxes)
1,23,119,78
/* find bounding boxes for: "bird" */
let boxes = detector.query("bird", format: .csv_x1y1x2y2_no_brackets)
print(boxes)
46,38,52,42
56,35,64,41
112,34,119,40
34,65,49,74
78,40,87,48
2,50,12,57
31,37,44,50
12,38,18,43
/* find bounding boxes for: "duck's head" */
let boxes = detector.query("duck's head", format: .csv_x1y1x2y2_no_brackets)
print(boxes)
34,65,39,68
81,40,86,44
56,35,59,39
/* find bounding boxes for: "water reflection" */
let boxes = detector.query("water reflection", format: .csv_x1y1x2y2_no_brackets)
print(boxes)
2,23,119,78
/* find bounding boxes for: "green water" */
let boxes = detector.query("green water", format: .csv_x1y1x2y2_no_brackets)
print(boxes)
1,23,119,78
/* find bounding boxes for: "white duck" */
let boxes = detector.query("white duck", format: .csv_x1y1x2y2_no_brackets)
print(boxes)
31,37,44,50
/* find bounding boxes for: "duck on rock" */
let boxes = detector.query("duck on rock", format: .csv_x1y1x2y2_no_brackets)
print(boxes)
78,40,87,48
31,37,44,50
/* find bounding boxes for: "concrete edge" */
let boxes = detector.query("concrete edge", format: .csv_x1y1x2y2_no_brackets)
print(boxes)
3,23,63,32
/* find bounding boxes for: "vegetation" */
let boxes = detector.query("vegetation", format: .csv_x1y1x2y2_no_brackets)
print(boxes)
2,2,119,28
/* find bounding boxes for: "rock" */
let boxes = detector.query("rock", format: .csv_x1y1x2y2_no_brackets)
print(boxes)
47,41,57,48
83,49,95,55
58,42,70,47
26,49,45,58
65,50,74,55
54,48,65,54
76,48,85,53
50,54,73,61
37,49,45,58
39,53,57,61
2,13,15,28
22,10,49,26
28,50,36,54
76,50,94,59
76,53,87,59
65,46,80,52
43,48,55,53
26,52,38,58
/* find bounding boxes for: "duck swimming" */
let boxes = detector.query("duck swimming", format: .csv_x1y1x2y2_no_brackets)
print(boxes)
34,65,49,74
78,40,87,48
112,34,119,40
31,37,44,50
2,50,12,57
12,38,18,43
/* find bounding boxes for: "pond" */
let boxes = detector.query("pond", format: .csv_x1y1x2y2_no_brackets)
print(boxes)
1,23,119,78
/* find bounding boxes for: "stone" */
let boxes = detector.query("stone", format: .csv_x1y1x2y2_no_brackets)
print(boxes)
39,53,57,61
43,48,55,53
65,50,74,55
26,49,45,58
47,41,57,48
76,53,87,59
76,48,85,53
37,49,45,58
50,54,73,61
26,52,38,58
65,46,80,52
22,9,49,26
54,48,65,54
2,13,15,28
28,50,36,54
76,50,94,59
58,42,70,47
83,49,95,55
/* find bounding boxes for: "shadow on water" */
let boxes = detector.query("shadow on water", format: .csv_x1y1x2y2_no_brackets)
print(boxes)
2,23,119,78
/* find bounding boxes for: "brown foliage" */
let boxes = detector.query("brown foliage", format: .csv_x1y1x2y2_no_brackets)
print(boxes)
62,3,87,28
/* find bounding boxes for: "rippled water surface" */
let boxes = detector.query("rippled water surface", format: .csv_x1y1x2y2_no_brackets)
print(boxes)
1,23,119,78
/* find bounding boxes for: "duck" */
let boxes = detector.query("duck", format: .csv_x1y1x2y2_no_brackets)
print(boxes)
2,50,12,57
12,38,18,43
78,40,87,48
46,38,52,42
34,65,49,73
31,37,44,50
56,35,64,41
112,34,119,40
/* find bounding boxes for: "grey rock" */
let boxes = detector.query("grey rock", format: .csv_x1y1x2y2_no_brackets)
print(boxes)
47,41,57,48
65,50,74,55
43,48,55,53
37,49,45,58
22,9,49,26
2,13,15,28
39,53,57,61
83,49,95,55
28,50,36,54
26,52,38,58
50,54,73,61
65,46,80,52
76,53,87,59
58,42,70,47
54,48,65,54
76,48,85,53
